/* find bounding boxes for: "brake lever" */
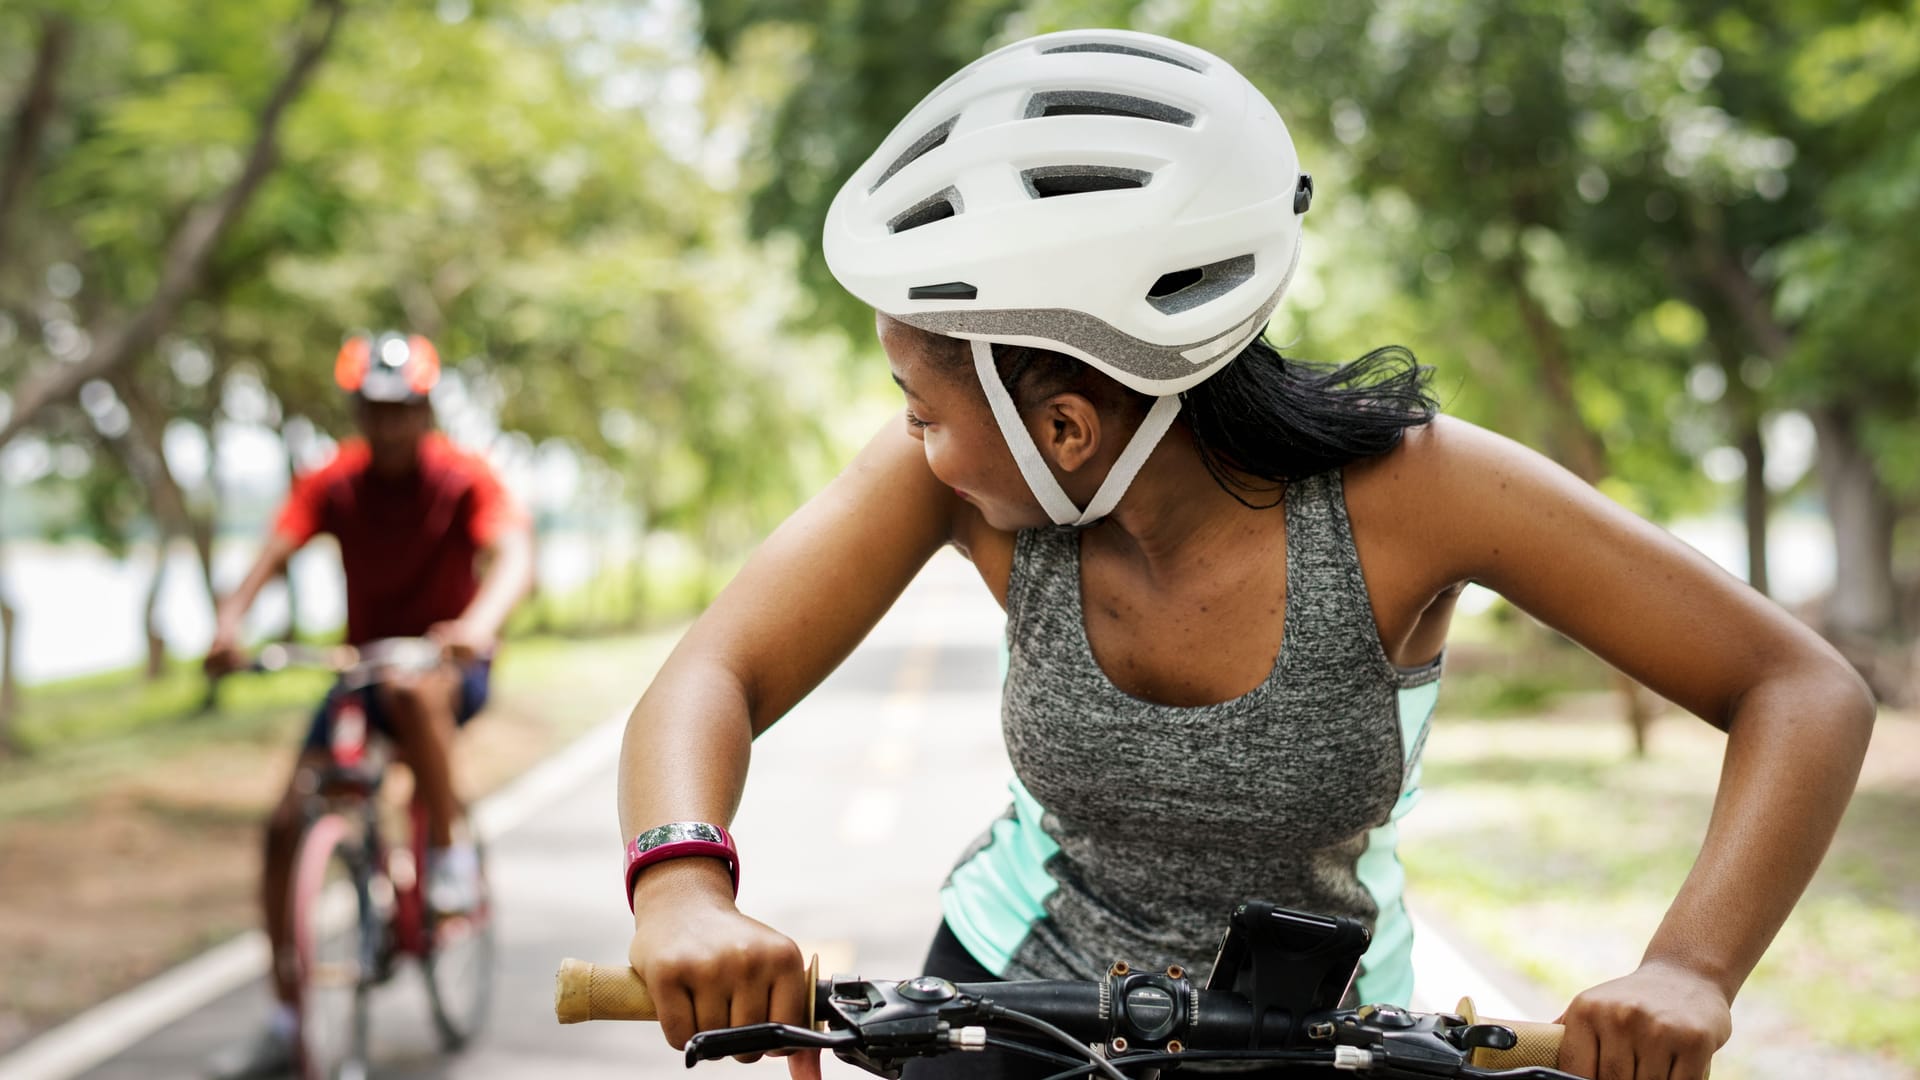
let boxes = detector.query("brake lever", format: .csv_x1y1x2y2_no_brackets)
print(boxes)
685,1022,859,1065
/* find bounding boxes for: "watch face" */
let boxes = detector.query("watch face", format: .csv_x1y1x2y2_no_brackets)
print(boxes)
633,822,727,852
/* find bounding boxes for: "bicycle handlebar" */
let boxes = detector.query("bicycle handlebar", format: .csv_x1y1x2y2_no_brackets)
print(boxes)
554,959,659,1025
552,958,1568,1076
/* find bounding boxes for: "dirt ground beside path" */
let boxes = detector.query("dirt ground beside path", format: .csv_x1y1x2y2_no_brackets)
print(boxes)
0,630,678,1058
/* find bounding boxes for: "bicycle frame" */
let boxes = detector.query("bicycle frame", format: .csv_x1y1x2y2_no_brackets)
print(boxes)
295,692,439,964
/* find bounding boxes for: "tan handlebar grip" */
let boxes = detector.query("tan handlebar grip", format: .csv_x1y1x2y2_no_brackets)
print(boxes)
1456,997,1565,1069
555,959,656,1023
555,954,820,1026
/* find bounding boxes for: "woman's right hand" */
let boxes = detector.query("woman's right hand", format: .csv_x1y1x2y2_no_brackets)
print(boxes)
626,858,815,1071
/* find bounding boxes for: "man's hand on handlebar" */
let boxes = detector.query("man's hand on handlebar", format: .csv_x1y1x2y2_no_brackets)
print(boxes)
626,859,816,1077
427,617,495,667
204,626,248,678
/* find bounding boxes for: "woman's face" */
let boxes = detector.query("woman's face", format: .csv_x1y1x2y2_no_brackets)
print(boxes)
878,314,1052,531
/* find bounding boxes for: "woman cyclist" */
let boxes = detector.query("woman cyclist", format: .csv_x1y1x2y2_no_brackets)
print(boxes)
614,30,1873,1080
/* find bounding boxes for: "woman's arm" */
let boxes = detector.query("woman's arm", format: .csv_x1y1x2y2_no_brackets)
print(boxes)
1406,417,1875,1080
618,418,958,1056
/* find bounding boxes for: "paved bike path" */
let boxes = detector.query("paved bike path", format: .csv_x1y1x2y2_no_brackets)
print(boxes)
38,550,1536,1080
55,552,1012,1079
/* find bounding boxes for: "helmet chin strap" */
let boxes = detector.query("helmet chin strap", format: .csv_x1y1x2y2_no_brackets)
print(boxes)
971,340,1182,527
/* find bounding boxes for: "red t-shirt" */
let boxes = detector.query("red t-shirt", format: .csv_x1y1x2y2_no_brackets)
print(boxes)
274,434,529,645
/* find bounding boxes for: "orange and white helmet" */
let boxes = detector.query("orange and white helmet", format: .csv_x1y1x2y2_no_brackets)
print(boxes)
334,332,441,403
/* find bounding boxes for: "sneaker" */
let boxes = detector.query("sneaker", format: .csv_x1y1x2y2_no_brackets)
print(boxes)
425,844,481,915
207,1024,295,1079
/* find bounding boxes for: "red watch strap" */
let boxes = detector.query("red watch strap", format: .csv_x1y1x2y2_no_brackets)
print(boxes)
625,823,738,910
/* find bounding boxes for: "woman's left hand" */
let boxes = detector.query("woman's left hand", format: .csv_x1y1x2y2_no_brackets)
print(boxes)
1555,960,1732,1079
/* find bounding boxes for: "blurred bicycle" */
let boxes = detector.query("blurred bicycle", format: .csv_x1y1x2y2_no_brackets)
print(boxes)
232,638,497,1080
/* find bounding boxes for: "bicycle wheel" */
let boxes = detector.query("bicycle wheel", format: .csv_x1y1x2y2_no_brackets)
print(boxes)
290,813,372,1080
422,834,496,1050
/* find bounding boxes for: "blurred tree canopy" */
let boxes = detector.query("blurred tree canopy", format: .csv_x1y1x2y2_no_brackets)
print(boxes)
691,0,1920,696
0,0,849,728
2,0,1916,710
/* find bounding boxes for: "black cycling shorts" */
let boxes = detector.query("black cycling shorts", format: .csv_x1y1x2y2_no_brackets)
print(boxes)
301,659,491,753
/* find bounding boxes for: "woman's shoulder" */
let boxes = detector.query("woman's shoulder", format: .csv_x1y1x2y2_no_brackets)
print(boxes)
1338,415,1562,596
1342,414,1538,508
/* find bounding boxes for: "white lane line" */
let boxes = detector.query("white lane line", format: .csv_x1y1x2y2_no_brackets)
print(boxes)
1407,906,1548,1020
0,934,269,1080
0,708,634,1080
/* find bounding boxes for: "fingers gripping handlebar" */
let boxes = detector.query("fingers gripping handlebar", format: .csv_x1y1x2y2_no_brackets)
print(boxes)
553,956,821,1027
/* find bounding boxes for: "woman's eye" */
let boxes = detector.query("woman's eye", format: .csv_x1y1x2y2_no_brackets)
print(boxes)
905,410,930,430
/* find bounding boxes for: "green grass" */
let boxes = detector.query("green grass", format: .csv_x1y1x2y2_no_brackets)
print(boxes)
1404,710,1920,1076
8,661,335,751
508,554,743,638
0,624,688,822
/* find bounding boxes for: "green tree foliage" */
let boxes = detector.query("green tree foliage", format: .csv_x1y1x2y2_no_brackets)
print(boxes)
688,0,1919,669
697,0,1028,341
0,0,840,683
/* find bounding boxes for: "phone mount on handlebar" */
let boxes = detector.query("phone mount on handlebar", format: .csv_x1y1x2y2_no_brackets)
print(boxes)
1206,901,1369,1047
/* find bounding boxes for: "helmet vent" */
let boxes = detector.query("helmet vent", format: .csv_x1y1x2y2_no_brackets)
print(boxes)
907,281,978,301
888,187,962,234
1022,165,1152,199
869,115,959,194
1146,254,1256,314
1025,90,1195,127
1040,42,1204,73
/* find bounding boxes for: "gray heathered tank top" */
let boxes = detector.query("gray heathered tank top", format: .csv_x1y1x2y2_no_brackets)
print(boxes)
937,469,1443,1005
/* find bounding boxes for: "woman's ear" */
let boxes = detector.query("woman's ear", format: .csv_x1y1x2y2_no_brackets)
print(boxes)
1029,393,1103,474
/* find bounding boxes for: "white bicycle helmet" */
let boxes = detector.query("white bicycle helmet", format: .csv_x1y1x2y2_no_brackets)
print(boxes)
824,29,1313,525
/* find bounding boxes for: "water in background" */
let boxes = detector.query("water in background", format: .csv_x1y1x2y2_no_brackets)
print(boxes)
4,514,1836,686
6,531,616,685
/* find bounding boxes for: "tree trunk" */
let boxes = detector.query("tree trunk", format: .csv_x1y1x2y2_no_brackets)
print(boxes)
0,519,20,753
0,12,72,267
1739,420,1770,598
143,537,170,680
1683,214,1774,599
279,420,302,638
1704,315,1771,598
110,372,219,603
1503,258,1609,485
1811,405,1899,640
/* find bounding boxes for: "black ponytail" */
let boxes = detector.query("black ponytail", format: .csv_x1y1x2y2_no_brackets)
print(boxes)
1181,337,1438,507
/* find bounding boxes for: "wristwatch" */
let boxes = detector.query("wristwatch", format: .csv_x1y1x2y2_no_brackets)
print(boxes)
625,821,739,910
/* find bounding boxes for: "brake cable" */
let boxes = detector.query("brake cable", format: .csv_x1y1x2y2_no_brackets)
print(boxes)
978,1001,1129,1080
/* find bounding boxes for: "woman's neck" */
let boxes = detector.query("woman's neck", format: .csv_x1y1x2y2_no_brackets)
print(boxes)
1083,423,1279,577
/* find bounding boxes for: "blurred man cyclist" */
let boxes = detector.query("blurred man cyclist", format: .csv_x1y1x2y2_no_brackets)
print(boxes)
204,331,534,1077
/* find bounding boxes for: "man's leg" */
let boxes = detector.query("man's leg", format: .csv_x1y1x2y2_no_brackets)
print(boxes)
263,760,319,1004
379,666,464,848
